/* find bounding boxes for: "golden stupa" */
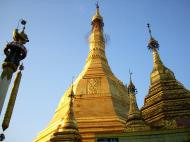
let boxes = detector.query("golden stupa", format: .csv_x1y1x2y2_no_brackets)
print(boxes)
34,5,129,142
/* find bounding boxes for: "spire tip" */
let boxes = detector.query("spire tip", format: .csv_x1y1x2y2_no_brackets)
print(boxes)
69,76,75,99
96,2,99,9
147,23,152,38
147,23,160,50
129,69,133,82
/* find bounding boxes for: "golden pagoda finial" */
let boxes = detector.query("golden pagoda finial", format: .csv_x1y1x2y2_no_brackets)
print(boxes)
147,24,163,68
96,2,100,16
92,2,103,23
128,70,137,94
147,23,159,50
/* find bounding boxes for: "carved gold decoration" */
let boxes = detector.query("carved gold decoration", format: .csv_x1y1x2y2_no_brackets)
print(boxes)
88,78,101,94
163,120,177,129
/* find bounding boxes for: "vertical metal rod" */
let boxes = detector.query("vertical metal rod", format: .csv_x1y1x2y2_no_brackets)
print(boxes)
0,68,14,115
2,67,22,131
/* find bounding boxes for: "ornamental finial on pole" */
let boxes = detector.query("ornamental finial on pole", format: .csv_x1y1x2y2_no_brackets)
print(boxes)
128,70,137,94
13,19,29,45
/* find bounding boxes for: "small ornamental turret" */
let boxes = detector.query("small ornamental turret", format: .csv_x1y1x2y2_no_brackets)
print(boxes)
50,84,82,142
125,71,150,132
0,19,29,115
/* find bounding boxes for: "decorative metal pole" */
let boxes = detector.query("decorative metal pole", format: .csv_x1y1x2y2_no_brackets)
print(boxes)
0,20,29,141
2,64,24,131
0,19,29,115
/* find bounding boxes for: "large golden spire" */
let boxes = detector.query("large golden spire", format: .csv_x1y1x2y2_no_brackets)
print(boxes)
35,5,129,142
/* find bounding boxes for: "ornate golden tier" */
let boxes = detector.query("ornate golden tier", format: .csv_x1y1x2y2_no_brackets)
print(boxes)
34,5,129,142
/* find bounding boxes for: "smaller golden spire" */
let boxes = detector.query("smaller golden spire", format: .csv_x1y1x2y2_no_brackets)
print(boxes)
60,84,77,130
50,82,81,142
127,72,139,119
125,72,150,132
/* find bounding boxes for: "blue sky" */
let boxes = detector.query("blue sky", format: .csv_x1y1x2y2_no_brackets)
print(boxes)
0,0,190,141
